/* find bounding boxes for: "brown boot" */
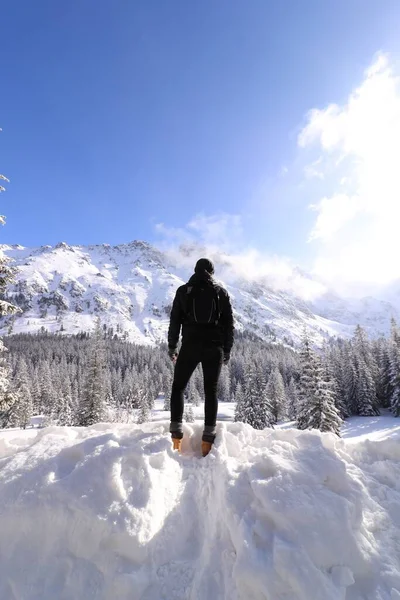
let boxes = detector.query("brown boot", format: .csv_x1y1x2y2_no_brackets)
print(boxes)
201,440,213,457
172,438,182,452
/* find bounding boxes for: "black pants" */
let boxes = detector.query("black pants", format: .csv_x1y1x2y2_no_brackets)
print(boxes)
170,343,223,427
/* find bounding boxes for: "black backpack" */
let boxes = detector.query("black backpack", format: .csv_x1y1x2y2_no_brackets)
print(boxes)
184,284,221,325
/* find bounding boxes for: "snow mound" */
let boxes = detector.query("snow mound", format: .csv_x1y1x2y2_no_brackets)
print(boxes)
0,422,400,600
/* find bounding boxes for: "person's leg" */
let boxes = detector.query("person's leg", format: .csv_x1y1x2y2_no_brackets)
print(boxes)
170,345,199,439
201,346,224,442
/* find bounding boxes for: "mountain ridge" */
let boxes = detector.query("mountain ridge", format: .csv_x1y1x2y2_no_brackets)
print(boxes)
1,240,398,345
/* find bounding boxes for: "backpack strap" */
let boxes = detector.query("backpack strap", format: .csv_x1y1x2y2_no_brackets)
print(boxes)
214,286,221,324
184,285,195,321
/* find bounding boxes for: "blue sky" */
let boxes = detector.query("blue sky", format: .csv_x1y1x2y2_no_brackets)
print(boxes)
1,1,400,286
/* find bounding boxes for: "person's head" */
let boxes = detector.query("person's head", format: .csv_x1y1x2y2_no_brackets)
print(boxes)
194,258,215,277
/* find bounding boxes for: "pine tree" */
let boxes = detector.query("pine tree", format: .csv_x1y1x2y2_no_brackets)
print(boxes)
184,404,195,423
297,332,318,430
137,390,151,424
389,319,400,416
286,378,299,420
355,355,379,416
266,366,287,423
0,341,18,427
0,152,20,426
8,357,33,429
235,362,273,429
340,343,358,416
78,320,107,426
38,362,55,416
185,378,196,405
297,331,342,435
57,373,74,426
136,372,152,424
372,338,389,407
327,344,350,418
218,367,231,402
163,388,171,411
121,370,140,410
163,372,172,410
234,381,246,422
0,165,19,316
353,325,379,414
31,370,42,415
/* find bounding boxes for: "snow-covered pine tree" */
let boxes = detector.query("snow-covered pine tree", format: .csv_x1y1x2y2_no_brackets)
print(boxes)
286,377,299,420
141,366,156,410
355,355,380,416
235,362,259,426
297,331,342,435
185,378,196,405
389,319,400,416
163,389,171,411
341,343,358,416
162,372,172,411
353,325,379,414
235,361,273,429
136,388,151,424
135,369,152,424
0,155,20,426
77,320,107,426
31,370,42,415
121,369,140,411
71,378,79,413
104,368,114,410
218,366,231,402
184,404,195,423
374,337,392,408
57,372,74,426
266,366,287,423
326,343,350,418
234,381,246,422
255,382,275,430
391,372,400,417
297,331,318,430
8,357,33,429
312,376,342,435
0,339,18,427
192,386,202,407
0,162,19,318
38,362,55,416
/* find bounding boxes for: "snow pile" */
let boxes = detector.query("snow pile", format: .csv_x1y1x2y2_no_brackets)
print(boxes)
1,421,400,600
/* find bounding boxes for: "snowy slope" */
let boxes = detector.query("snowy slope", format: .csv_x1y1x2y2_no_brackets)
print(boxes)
1,241,398,345
1,419,400,600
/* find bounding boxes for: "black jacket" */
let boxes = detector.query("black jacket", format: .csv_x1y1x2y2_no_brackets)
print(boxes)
168,274,234,354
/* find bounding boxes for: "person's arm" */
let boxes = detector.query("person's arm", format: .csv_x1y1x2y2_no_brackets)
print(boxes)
220,289,234,355
168,287,183,352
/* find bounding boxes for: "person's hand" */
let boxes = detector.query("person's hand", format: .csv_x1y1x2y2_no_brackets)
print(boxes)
223,352,230,365
168,347,178,363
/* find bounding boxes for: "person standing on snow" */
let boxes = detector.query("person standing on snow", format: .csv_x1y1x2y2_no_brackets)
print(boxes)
167,258,234,456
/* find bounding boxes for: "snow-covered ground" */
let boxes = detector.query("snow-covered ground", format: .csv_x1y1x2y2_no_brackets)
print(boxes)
1,412,400,599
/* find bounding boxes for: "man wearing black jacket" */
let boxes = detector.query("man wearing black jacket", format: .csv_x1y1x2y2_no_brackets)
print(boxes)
167,258,234,456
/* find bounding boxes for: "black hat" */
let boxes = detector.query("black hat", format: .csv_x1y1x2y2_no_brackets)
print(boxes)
195,258,215,275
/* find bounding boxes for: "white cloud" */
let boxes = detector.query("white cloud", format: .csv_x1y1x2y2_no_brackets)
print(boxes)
155,213,244,255
304,157,324,180
299,52,400,290
155,213,326,301
308,194,361,241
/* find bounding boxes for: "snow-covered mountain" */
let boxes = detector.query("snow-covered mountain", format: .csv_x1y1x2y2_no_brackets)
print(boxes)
1,241,398,345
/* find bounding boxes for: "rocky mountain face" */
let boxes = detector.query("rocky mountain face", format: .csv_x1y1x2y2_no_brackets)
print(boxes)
1,241,398,346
